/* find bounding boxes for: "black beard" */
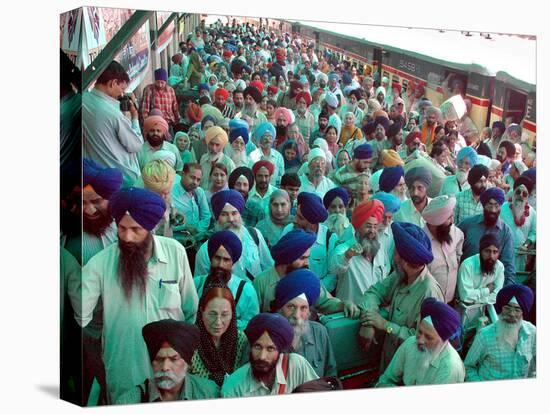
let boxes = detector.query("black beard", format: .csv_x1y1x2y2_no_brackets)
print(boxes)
206,267,232,286
472,185,486,196
83,209,113,237
411,195,426,206
147,134,164,147
276,124,288,137
118,232,153,301
480,257,496,275
250,352,278,382
285,263,309,274
435,223,453,245
483,210,499,226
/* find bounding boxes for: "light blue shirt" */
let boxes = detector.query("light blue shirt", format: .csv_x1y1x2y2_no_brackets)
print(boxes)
171,183,212,234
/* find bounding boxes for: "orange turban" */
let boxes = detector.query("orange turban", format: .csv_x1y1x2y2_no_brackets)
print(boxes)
205,126,229,147
143,115,169,136
381,149,404,167
352,200,384,229
186,103,203,124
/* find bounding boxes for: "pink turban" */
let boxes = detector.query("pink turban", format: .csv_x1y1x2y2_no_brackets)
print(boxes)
143,115,169,136
274,107,293,126
422,195,456,226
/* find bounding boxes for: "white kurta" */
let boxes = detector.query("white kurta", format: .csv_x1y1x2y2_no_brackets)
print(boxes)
500,202,536,272
73,236,199,402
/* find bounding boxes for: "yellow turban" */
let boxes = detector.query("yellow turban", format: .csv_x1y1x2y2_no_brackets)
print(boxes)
382,149,404,167
142,160,176,194
205,126,229,147
143,115,169,136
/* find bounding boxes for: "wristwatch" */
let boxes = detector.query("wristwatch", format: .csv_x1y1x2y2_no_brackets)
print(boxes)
385,323,394,335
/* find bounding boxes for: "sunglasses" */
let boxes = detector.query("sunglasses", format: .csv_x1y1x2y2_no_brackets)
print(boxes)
515,188,529,198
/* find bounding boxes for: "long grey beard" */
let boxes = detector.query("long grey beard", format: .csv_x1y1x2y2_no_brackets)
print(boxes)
511,199,527,221
412,342,445,384
215,222,244,238
496,317,522,349
360,235,381,259
326,213,350,237
227,147,248,167
289,317,310,350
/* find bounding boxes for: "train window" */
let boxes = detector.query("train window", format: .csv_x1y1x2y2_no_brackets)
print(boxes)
504,88,527,124
402,79,409,92
443,70,467,97
392,75,400,84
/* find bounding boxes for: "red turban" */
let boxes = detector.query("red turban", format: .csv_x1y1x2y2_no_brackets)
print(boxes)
223,49,233,58
214,88,230,100
392,82,402,94
405,131,422,145
267,85,279,95
186,103,203,124
143,115,169,136
250,80,265,94
352,200,384,229
295,91,312,106
252,160,275,176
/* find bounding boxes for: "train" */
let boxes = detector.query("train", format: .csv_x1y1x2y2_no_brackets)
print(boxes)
287,20,536,145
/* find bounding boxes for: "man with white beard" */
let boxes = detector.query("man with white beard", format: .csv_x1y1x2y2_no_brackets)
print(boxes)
323,187,352,239
332,200,391,304
439,147,478,197
194,189,274,281
500,176,536,272
274,269,337,377
376,298,464,386
465,284,536,381
378,165,408,202
235,86,267,131
226,125,253,168
299,147,337,198
116,319,219,403
371,191,401,260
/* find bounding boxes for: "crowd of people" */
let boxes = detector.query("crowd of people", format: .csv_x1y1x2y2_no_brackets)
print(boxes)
60,17,537,406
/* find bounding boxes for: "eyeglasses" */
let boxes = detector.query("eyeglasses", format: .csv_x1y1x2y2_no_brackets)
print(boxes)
515,188,529,198
205,312,232,323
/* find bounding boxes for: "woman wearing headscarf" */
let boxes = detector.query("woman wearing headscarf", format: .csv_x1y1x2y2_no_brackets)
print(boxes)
174,131,197,165
339,111,363,147
329,148,351,180
186,51,207,89
281,140,302,175
325,125,341,158
191,283,249,387
205,163,229,204
256,189,293,248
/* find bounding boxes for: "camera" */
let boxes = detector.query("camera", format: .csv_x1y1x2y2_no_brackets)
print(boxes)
118,95,132,112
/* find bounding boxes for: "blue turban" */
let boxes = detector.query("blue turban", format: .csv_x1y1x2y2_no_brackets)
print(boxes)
154,68,168,82
211,189,246,219
275,269,321,309
372,192,401,214
201,114,216,129
323,187,350,210
245,313,294,352
374,116,390,132
379,166,405,193
342,72,352,86
271,229,317,265
297,192,328,224
328,73,340,83
391,221,433,265
456,147,478,167
253,121,276,141
495,284,534,315
420,298,461,342
229,126,249,144
198,83,210,93
110,187,166,231
405,166,432,189
229,118,249,131
83,158,123,200
480,187,505,206
479,232,501,252
353,144,374,160
521,167,536,186
208,230,242,263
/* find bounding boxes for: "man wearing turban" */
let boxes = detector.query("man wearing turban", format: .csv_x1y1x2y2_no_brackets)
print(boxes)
194,230,259,331
115,320,219,403
500,176,536,272
332,200,391,304
294,91,316,144
227,125,253,169
332,144,373,202
235,86,268,131
377,298,465,386
379,165,407,202
213,87,235,119
250,121,285,186
421,195,465,303
243,160,278,226
323,187,352,238
221,313,318,397
454,163,490,224
439,146,478,197
299,147,337,199
274,269,338,378
484,120,506,159
138,115,184,176
253,229,359,318
357,221,444,371
73,187,199,402
199,125,236,188
458,187,516,285
281,192,339,292
228,166,255,201
194,189,274,281
457,233,505,333
465,284,536,381
140,68,180,129
393,166,433,227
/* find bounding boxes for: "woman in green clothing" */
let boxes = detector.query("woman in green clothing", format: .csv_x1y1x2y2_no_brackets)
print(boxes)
186,52,206,89
191,284,249,386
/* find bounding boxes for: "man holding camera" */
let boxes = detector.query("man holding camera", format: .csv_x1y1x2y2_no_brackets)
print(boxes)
83,60,143,188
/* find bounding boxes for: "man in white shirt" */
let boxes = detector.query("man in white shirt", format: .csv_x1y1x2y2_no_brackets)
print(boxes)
393,166,432,226
299,147,336,198
250,122,285,186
